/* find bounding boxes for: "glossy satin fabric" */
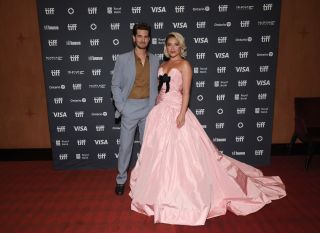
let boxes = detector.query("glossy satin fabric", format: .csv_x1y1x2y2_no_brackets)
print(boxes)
129,68,286,226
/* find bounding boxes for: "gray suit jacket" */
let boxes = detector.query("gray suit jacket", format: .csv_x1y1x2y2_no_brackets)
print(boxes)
111,50,160,118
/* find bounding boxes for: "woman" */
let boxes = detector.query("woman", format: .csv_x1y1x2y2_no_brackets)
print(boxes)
129,32,286,226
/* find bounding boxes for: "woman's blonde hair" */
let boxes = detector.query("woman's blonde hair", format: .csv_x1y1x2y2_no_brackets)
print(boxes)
163,32,187,58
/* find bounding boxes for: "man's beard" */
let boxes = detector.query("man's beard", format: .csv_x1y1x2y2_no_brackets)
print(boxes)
135,42,148,49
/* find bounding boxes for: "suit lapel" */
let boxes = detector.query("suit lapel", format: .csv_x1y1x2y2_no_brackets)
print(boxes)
127,50,136,93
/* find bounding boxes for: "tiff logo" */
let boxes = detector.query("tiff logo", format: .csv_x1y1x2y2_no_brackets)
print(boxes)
110,23,120,30
57,126,66,132
263,3,273,11
97,153,106,159
90,39,100,46
239,51,249,58
72,83,82,90
132,6,142,14
235,136,245,142
196,21,206,28
261,35,271,43
70,55,79,62
154,22,164,29
195,109,205,115
112,54,119,61
216,94,226,101
257,122,266,128
175,6,185,13
75,111,84,117
88,7,97,14
155,53,164,60
237,108,246,114
218,37,227,43
54,97,63,104
216,123,225,129
67,24,77,31
258,93,268,100
96,125,105,131
94,97,103,103
240,20,250,27
48,39,57,46
196,53,205,59
255,150,264,156
196,81,205,87
77,139,86,146
45,8,55,15
92,69,101,76
217,67,226,73
260,65,269,72
59,154,68,160
51,70,60,77
218,5,228,12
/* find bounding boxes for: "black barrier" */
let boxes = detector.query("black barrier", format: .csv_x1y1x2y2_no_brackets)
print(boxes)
37,0,281,169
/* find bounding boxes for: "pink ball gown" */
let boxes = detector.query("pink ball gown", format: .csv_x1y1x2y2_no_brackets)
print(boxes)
129,67,286,226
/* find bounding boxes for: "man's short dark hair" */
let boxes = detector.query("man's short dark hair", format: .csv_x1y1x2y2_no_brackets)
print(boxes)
132,23,151,37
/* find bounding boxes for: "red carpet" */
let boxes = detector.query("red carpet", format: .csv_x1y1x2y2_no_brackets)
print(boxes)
0,155,319,233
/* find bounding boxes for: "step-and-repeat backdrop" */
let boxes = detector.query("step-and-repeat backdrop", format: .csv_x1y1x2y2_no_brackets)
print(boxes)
37,0,281,169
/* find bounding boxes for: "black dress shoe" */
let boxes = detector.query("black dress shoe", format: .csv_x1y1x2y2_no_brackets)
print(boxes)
115,184,125,195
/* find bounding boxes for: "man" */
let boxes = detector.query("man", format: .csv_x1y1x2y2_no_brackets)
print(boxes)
111,23,160,195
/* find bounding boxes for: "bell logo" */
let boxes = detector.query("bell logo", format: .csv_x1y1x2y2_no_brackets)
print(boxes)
193,37,208,43
151,7,166,13
172,22,188,29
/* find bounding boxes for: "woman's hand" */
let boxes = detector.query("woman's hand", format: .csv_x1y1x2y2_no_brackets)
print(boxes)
176,113,185,128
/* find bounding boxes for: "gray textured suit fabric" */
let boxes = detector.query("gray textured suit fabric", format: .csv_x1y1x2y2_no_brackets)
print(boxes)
111,50,160,184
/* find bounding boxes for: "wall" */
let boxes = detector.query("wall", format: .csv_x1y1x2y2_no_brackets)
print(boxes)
0,0,319,149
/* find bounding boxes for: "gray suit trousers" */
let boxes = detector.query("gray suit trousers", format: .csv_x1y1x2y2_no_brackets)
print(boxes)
116,98,150,184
